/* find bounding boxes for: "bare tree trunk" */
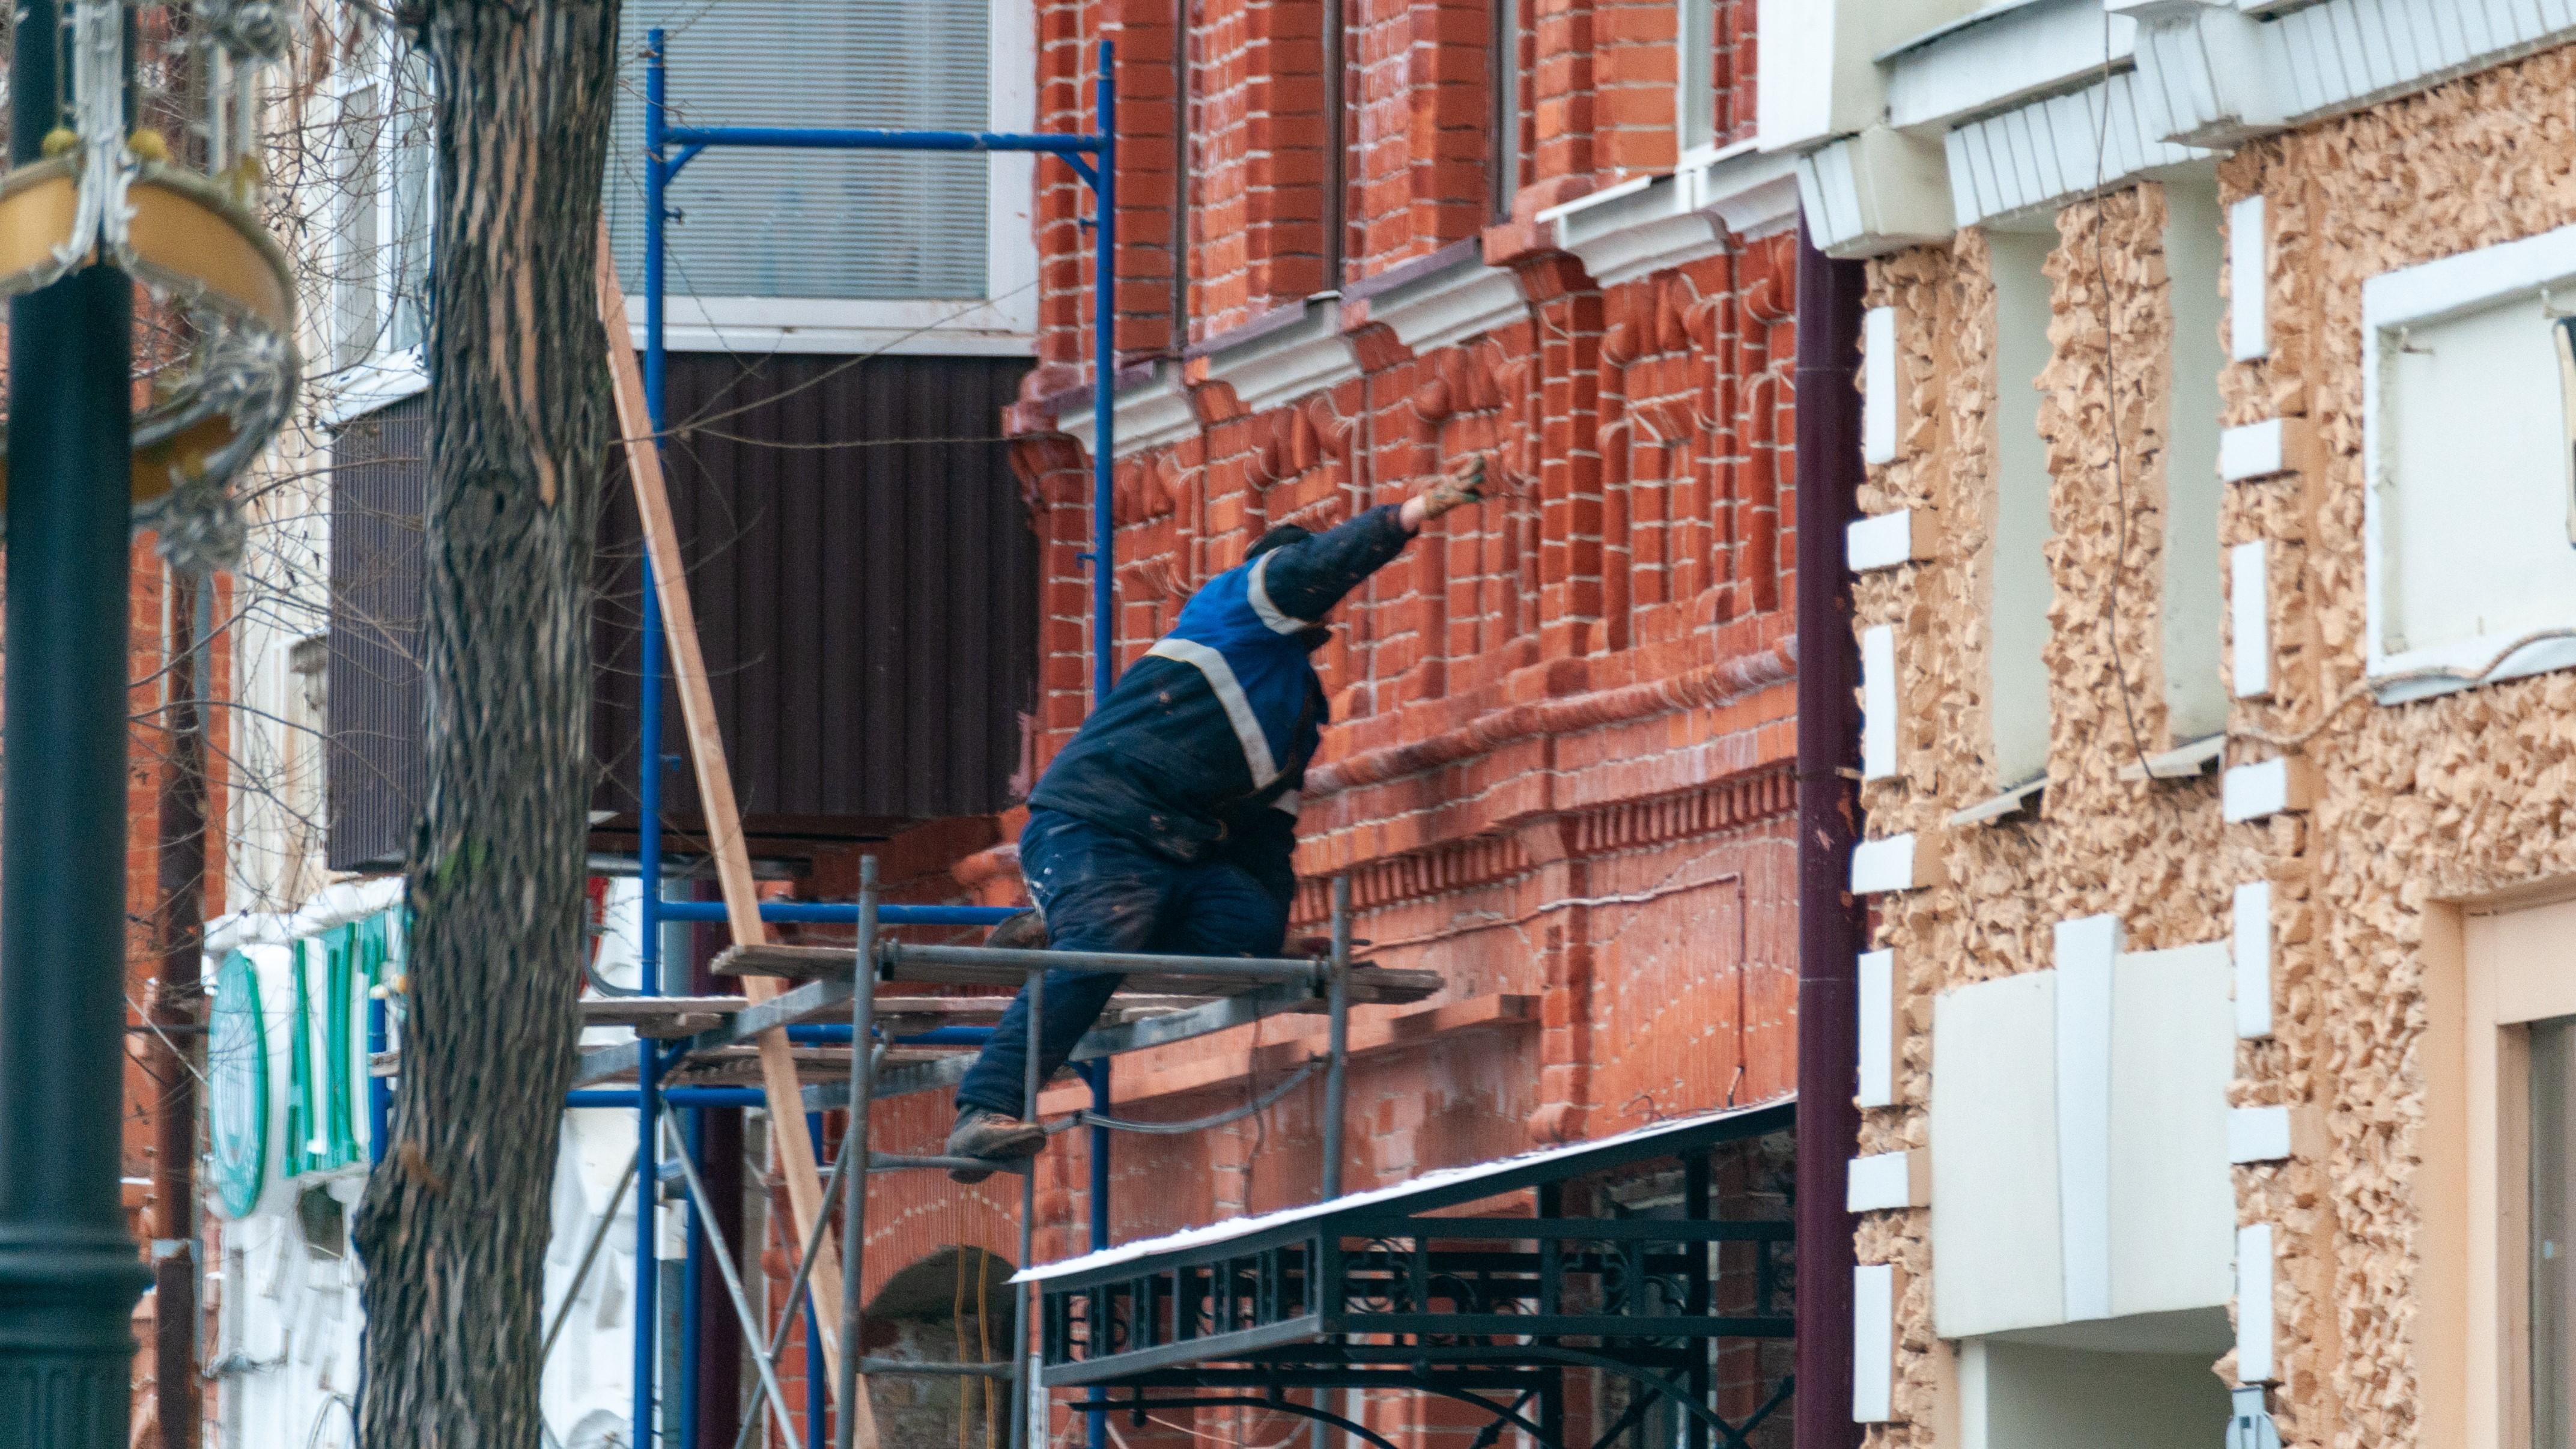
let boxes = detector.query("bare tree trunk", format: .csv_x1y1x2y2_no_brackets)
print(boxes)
150,567,208,1449
351,0,621,1441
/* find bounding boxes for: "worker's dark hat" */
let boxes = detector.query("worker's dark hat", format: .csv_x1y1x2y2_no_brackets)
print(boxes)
1247,523,1311,561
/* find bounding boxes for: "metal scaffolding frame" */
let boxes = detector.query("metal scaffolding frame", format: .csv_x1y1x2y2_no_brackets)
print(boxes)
618,27,1128,1449
362,25,1802,1449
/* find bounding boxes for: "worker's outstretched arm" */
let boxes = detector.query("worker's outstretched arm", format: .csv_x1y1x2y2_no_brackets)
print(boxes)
1260,456,1495,622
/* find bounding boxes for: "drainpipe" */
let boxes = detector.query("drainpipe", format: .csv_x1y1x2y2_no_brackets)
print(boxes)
1791,220,1865,1449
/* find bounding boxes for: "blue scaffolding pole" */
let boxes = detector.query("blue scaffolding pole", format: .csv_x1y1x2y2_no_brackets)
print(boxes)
627,29,1122,1449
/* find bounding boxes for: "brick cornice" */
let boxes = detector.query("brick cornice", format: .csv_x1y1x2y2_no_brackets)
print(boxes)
1291,763,1797,922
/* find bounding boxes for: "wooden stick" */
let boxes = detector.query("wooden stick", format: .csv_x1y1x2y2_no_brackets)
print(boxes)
596,223,879,1448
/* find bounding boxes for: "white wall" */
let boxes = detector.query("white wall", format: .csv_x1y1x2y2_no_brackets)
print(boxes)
2379,284,2576,658
1930,938,2235,1338
1990,231,2057,788
1960,1339,2232,1449
1756,0,1982,150
1932,971,2065,1336
2106,945,2237,1317
2161,180,2228,741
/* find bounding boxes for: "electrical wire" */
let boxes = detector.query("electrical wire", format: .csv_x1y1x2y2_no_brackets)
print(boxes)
2087,8,2157,784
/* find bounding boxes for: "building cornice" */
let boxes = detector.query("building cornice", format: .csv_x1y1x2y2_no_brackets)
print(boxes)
1358,249,1529,356
1798,0,2576,254
1539,142,1805,291
1053,360,1198,458
1195,296,1360,416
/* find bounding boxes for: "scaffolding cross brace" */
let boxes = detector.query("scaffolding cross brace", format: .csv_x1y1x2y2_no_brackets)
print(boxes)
627,31,1120,1449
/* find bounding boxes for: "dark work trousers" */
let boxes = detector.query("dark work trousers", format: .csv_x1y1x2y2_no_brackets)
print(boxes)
953,807,1292,1118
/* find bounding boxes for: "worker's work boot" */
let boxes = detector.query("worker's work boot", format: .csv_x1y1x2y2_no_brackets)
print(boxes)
988,910,1050,952
946,1107,1046,1183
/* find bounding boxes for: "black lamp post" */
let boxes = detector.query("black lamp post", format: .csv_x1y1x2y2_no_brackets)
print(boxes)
0,0,151,1435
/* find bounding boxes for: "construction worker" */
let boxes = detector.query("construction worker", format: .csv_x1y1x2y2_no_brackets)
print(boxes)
945,456,1496,1179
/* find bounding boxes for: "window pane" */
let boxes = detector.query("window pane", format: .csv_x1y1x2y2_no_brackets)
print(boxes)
336,84,382,369
2535,1017,2574,1446
388,52,434,354
606,0,992,302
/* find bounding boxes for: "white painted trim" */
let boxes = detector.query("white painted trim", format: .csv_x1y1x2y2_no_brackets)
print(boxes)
1056,363,1200,459
1942,69,2214,231
2140,0,2576,150
625,296,1037,358
1853,1263,1899,1423
2363,219,2576,700
2230,196,2268,361
1201,302,1359,418
1144,638,1281,788
314,362,430,431
1848,1150,1931,1212
2231,540,2272,700
2217,417,2318,482
1852,834,1939,895
2054,914,2122,1324
1687,141,1806,242
2228,1105,2298,1164
2216,419,2277,482
1548,174,1721,290
1884,0,2139,135
1245,554,1308,635
1864,308,1901,464
1862,626,1900,781
1797,126,1958,261
2233,881,2273,1040
1367,260,1526,357
1858,949,1897,1108
2222,757,2316,822
1848,509,1935,572
2235,1223,2276,1384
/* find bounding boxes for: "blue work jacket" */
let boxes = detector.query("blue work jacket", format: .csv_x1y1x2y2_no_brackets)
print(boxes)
1028,505,1415,887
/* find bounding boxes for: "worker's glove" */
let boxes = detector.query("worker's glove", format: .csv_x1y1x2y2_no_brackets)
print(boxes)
1417,455,1491,522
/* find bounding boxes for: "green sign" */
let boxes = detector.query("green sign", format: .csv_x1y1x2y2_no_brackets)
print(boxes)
208,952,269,1218
208,905,404,1218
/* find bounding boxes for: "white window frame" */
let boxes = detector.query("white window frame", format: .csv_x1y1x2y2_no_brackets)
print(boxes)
316,23,433,428
2362,220,2576,703
621,0,1037,357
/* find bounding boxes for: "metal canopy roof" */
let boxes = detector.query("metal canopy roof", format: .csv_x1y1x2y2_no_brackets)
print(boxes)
1019,1096,1794,1285
1024,1093,1800,1449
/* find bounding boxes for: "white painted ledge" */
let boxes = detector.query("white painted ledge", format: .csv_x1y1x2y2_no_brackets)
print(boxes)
1848,1148,1933,1212
2234,881,2273,1040
1848,509,1937,573
1199,301,1359,418
2232,540,2273,700
2237,1223,2277,1384
1853,1263,1901,1423
1852,833,1941,895
1862,627,1900,781
2222,758,2318,823
2219,417,2318,482
1864,307,1903,464
2118,732,2224,783
1858,949,1898,1108
2228,1104,2322,1164
1057,361,1198,459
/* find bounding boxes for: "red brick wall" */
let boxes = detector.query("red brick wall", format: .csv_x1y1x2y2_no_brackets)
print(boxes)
785,4,1808,1443
1026,0,1761,378
123,548,232,1229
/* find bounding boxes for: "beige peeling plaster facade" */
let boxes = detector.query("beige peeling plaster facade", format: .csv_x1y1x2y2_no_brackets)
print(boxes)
1848,40,2576,1449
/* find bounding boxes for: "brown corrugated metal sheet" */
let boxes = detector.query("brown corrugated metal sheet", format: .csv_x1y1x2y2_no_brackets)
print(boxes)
325,353,1037,867
592,351,1038,834
326,393,430,872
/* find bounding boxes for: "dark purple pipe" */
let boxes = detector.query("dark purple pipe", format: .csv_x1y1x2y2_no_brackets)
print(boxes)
1793,220,1867,1449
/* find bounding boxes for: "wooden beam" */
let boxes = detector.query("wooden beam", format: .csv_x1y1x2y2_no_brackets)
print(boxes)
596,225,877,1447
